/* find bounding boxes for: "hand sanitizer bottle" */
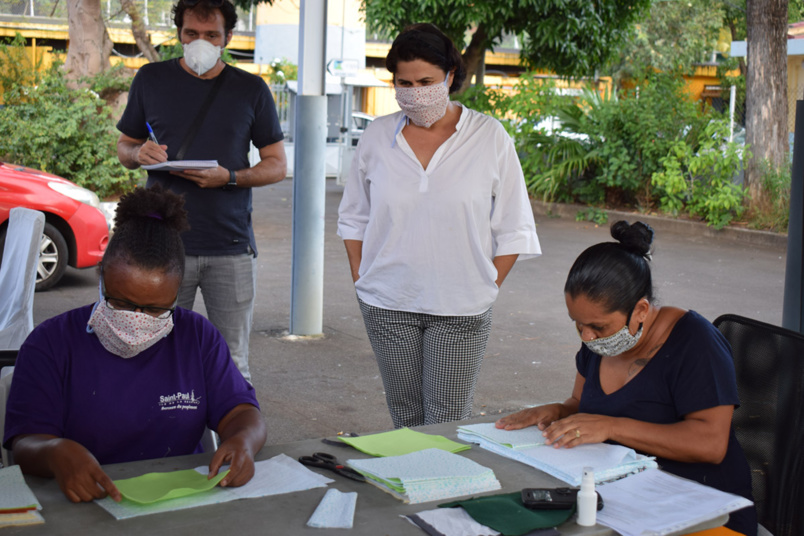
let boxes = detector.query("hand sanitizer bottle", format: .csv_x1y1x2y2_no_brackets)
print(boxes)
577,466,596,527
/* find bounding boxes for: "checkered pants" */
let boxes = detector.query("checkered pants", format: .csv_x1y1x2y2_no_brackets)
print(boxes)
358,299,493,428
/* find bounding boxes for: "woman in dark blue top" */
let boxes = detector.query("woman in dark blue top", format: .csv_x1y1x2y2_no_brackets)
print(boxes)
496,220,756,536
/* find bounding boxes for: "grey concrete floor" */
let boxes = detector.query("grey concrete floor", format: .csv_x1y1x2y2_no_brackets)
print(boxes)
32,177,788,446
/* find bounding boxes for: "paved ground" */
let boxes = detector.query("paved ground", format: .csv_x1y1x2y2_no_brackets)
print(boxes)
32,177,788,445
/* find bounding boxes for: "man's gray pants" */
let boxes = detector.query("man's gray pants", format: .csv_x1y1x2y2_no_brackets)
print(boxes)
178,253,257,383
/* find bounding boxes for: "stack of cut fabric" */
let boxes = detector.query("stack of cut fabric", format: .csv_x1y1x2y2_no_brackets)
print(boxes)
347,448,501,504
0,465,44,528
456,423,546,450
457,422,657,486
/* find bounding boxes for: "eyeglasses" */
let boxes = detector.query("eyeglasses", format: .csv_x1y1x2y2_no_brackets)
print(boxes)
103,296,176,319
98,270,177,318
181,0,225,7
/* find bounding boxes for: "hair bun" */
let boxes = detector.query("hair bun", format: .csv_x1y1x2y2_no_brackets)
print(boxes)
610,220,654,258
114,184,189,233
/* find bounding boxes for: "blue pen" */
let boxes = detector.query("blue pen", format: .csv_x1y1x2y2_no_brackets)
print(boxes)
146,122,159,145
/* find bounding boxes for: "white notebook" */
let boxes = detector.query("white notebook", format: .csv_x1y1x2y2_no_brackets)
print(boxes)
457,423,657,486
596,468,753,536
143,160,218,171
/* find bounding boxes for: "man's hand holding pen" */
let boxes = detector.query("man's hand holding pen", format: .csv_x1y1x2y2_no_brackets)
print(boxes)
137,121,169,166
137,140,168,166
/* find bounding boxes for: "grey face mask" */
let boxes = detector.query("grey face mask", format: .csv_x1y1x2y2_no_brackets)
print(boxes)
581,323,643,357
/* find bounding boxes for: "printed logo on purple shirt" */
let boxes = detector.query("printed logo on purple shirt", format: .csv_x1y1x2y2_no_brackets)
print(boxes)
159,390,202,411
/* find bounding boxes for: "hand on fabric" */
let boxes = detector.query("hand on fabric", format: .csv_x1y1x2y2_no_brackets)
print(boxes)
172,166,228,189
136,140,168,166
208,435,255,487
541,413,615,448
495,403,563,431
46,438,121,503
209,404,266,487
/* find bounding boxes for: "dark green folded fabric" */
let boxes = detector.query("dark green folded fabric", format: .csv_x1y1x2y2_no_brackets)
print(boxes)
439,491,575,536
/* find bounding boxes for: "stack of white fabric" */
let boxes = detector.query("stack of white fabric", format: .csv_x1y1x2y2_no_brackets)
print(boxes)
347,448,501,504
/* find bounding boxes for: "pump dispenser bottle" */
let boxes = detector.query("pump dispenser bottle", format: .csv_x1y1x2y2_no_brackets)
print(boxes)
576,466,597,526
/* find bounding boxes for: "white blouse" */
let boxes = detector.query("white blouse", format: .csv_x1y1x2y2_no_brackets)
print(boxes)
337,103,541,316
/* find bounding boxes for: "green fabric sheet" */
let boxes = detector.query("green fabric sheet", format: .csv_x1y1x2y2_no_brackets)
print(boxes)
439,491,575,536
337,428,471,457
114,469,230,505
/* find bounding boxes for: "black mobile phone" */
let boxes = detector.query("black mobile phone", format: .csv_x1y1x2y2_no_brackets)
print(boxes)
521,488,604,510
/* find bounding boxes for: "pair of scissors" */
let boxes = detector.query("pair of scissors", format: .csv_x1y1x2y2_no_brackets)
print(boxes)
298,452,366,482
321,431,359,448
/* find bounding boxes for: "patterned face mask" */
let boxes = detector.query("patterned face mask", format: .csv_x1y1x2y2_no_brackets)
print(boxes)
581,323,643,357
86,281,174,359
394,77,450,128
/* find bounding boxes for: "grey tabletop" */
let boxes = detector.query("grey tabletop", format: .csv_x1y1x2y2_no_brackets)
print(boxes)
7,419,724,536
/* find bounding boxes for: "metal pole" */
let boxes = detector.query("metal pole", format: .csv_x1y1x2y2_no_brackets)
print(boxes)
729,85,736,143
783,100,804,334
290,0,327,335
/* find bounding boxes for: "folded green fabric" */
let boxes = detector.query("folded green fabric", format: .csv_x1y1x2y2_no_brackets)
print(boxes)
338,428,470,457
439,492,575,536
114,469,230,505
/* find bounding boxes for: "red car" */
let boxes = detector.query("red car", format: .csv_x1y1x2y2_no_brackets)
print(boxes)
0,162,110,291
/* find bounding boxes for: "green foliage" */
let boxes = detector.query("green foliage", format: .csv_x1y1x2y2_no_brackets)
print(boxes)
0,37,139,198
575,207,608,225
590,71,708,207
501,71,707,208
0,33,41,96
791,0,804,23
610,0,725,80
652,120,748,229
746,159,791,232
463,68,742,228
517,90,602,204
266,58,298,84
360,0,651,78
83,62,134,101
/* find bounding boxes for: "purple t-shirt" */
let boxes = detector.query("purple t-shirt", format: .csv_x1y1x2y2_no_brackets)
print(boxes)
3,305,259,465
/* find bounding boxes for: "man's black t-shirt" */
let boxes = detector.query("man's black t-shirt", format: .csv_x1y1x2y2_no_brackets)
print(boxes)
117,59,284,256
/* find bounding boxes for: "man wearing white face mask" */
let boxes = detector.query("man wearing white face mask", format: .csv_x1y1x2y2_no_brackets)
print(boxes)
338,23,541,429
116,0,287,383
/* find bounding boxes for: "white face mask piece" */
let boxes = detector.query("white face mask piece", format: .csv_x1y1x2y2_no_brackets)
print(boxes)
183,39,221,76
394,77,450,128
581,323,643,357
87,281,174,359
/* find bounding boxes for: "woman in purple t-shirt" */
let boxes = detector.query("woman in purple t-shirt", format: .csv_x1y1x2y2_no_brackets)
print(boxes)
4,185,266,503
495,220,756,536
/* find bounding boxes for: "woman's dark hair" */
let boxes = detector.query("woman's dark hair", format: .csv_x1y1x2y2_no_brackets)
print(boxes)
173,0,238,35
385,23,466,93
102,185,189,279
564,220,655,315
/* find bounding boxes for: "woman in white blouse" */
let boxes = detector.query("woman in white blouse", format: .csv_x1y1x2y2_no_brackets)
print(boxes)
337,23,541,428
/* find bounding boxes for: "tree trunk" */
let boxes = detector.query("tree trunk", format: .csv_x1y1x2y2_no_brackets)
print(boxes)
121,0,160,63
745,0,788,211
64,0,112,81
475,52,486,88
460,24,487,93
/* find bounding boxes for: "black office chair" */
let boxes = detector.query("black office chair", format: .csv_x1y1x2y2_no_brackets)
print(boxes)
0,349,16,467
0,349,17,369
714,314,804,536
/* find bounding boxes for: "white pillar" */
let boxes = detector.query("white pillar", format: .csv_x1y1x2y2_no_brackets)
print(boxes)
290,0,328,335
